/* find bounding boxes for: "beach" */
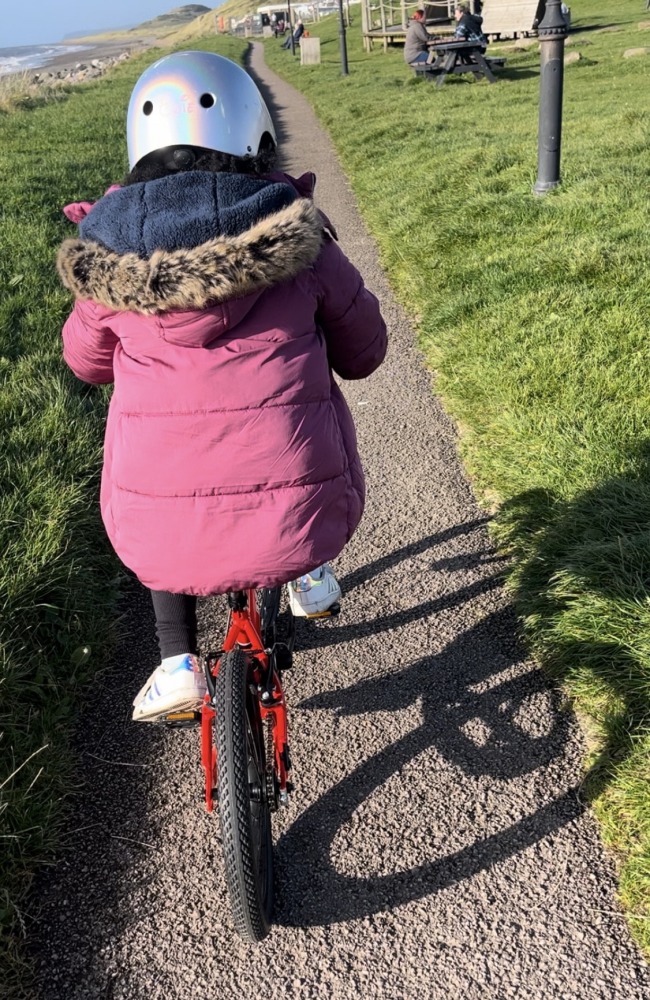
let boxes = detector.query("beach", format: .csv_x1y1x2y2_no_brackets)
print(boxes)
0,36,158,79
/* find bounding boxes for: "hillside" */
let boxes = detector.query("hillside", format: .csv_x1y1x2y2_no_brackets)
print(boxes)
70,4,216,43
163,0,254,41
133,4,212,32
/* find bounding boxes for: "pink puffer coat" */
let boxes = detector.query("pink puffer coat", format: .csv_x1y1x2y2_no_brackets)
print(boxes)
58,171,386,595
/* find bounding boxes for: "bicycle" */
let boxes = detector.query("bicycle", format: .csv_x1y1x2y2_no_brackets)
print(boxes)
162,586,298,942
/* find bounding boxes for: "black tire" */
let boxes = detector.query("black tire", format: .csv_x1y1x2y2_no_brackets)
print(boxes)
215,648,273,941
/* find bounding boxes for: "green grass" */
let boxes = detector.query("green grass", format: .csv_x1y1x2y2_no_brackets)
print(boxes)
0,35,247,998
0,72,62,113
264,0,650,950
2,1,650,986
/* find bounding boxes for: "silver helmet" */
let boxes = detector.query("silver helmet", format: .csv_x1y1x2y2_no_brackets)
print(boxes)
126,51,277,170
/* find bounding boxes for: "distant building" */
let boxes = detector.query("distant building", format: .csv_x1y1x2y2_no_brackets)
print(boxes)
257,4,290,18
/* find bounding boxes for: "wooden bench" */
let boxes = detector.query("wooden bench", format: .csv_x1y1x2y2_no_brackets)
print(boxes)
412,49,506,84
412,62,439,79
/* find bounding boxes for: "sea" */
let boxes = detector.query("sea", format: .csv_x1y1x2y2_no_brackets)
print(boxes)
0,43,94,77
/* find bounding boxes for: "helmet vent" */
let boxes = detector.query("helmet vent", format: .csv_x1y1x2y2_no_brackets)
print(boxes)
143,100,153,116
200,93,215,109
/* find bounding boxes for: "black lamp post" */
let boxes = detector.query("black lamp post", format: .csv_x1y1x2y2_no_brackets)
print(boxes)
534,0,568,195
338,0,349,75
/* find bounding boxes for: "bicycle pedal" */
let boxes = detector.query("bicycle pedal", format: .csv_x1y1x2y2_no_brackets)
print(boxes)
273,643,293,671
159,710,201,729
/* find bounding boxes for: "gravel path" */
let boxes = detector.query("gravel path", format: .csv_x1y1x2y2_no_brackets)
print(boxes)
31,44,650,1000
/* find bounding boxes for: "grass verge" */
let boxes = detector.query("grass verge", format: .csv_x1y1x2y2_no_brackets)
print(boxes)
0,35,246,998
263,0,650,955
0,71,74,114
2,1,649,984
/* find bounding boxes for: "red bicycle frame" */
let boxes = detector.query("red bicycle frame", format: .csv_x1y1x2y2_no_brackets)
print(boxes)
199,589,290,813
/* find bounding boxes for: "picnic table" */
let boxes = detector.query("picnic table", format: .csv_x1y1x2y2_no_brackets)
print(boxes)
412,38,505,86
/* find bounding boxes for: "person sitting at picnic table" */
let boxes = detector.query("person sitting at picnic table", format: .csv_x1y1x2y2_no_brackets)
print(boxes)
404,7,432,65
282,19,304,48
453,3,488,47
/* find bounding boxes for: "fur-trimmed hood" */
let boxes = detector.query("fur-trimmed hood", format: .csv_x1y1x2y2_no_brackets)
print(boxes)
57,172,324,316
59,168,388,595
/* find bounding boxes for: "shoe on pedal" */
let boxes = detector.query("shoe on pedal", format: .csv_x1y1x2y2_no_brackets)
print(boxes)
287,564,341,618
132,654,207,722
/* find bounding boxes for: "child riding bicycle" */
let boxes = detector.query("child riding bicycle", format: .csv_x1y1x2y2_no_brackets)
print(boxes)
57,51,387,722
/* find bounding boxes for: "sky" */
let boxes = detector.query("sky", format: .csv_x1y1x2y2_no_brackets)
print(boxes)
2,0,216,49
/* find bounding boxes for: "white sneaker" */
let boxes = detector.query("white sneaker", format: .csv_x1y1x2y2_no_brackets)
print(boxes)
287,564,341,617
132,654,207,722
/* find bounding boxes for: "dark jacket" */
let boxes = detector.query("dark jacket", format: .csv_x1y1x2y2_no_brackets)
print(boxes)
454,12,487,45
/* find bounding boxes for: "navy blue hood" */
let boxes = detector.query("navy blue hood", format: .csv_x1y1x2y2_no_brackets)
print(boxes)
79,171,299,259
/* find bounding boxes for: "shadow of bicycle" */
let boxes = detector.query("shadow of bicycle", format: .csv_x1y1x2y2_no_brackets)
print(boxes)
275,604,579,927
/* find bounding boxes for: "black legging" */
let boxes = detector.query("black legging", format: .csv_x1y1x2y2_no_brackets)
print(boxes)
150,590,198,659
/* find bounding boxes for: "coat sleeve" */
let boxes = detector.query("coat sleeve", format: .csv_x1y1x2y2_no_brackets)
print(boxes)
315,237,387,380
62,298,119,385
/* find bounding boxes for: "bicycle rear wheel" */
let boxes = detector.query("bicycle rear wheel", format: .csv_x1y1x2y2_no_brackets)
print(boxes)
215,648,273,941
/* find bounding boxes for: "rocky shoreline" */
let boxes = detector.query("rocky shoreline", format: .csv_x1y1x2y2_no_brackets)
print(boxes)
30,49,135,86
7,38,159,90
0,40,157,110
